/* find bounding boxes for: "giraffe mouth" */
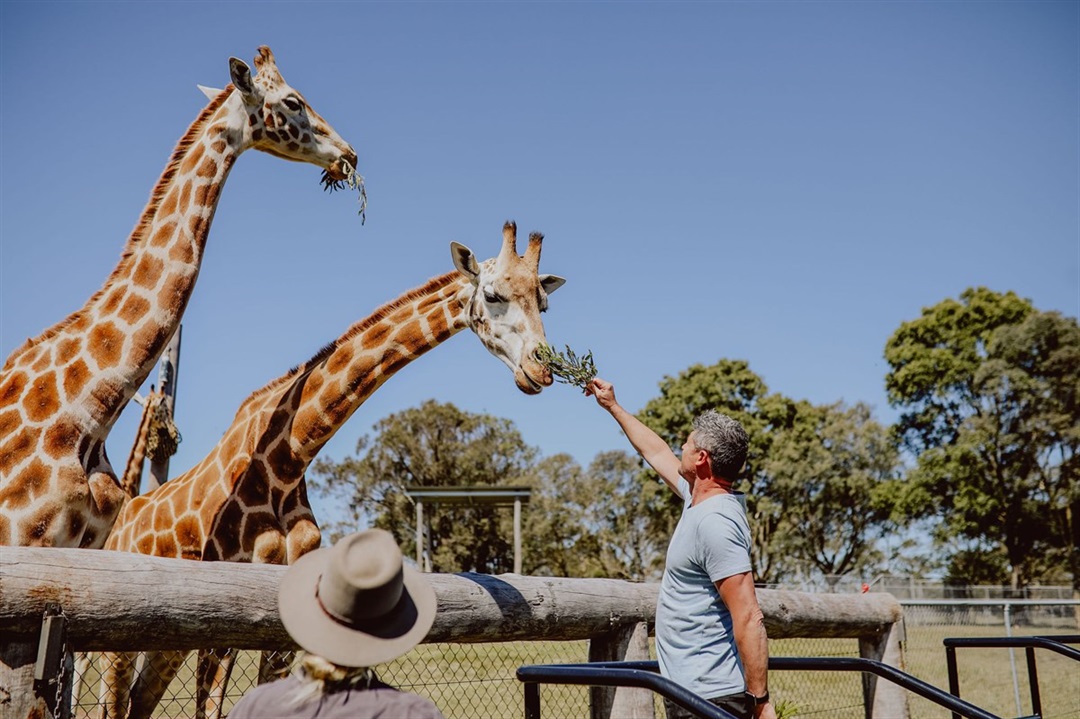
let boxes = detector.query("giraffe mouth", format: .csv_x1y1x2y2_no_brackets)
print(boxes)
516,367,550,395
320,158,368,223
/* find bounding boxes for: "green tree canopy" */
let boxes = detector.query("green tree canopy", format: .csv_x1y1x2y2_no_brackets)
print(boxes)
885,288,1079,590
309,399,537,573
763,400,902,586
520,450,667,580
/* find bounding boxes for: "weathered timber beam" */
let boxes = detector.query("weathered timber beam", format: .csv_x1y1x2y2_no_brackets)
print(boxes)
0,547,901,651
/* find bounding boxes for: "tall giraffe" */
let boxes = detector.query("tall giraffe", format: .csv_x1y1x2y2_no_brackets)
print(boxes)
0,46,358,550
100,222,565,719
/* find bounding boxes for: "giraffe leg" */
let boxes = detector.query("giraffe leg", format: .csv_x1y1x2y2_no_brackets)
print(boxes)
258,649,294,685
127,650,187,719
96,651,136,719
71,651,92,716
195,648,235,719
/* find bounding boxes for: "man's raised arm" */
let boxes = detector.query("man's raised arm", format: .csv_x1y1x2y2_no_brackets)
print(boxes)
585,378,682,493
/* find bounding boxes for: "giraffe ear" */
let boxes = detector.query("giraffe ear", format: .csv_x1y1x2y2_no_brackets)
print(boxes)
228,57,259,101
450,242,481,281
197,85,222,100
539,274,566,295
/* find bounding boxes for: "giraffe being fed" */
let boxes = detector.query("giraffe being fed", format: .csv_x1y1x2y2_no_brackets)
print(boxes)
99,221,565,719
0,46,358,550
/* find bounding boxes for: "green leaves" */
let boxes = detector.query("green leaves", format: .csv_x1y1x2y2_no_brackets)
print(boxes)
536,343,598,389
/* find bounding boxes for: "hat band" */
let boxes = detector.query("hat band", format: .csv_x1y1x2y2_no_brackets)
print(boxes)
314,582,408,632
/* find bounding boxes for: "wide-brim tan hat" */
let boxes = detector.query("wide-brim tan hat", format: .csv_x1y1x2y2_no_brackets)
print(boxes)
278,529,437,667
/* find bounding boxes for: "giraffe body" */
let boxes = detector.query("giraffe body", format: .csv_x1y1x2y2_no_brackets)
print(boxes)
0,46,357,549
100,223,565,719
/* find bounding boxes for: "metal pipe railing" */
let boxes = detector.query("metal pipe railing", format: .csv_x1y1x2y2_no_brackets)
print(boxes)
943,635,1080,719
516,663,739,719
518,657,1002,719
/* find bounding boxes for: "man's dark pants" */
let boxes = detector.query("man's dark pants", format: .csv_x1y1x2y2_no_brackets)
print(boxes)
663,692,753,719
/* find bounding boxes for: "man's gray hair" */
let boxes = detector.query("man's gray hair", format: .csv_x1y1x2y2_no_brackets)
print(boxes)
692,410,749,481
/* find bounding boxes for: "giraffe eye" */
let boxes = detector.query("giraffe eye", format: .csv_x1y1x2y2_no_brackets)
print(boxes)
282,96,303,113
483,287,506,304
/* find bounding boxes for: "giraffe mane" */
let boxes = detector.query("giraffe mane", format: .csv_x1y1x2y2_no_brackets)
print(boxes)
234,270,465,410
11,86,236,356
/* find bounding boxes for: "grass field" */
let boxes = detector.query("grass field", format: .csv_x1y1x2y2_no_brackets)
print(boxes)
72,625,1078,718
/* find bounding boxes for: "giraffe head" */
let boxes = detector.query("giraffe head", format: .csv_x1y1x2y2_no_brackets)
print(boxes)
451,221,567,395
229,46,357,181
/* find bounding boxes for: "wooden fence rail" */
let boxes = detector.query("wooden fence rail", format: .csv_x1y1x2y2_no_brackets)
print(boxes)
1,547,907,719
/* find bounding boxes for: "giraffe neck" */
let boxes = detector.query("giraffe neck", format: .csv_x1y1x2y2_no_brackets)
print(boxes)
4,88,246,446
121,397,158,497
279,271,472,463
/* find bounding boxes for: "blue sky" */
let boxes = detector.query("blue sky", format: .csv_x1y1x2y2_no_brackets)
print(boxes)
2,1,1077,532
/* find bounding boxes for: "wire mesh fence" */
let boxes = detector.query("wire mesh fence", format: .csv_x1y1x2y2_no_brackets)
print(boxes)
900,602,1080,719
66,601,1078,719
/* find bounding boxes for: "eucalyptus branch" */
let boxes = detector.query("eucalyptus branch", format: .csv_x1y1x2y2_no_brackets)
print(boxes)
537,343,598,389
321,159,368,225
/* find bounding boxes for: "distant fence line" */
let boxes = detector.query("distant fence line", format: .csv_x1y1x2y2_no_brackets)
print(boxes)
773,575,1077,600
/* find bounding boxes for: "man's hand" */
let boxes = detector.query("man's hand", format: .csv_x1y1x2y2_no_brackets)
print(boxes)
755,701,777,719
584,377,618,411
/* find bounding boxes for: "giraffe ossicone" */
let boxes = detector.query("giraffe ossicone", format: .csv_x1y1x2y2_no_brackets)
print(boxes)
0,45,359,550
99,222,566,719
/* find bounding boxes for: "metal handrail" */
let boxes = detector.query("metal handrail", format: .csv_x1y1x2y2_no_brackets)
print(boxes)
516,663,740,719
942,635,1080,659
943,635,1080,719
517,658,1002,719
768,657,1001,719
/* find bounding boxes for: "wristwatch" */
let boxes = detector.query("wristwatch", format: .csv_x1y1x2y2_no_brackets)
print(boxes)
745,690,769,706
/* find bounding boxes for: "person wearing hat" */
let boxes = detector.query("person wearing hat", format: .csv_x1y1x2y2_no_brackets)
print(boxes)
228,529,445,719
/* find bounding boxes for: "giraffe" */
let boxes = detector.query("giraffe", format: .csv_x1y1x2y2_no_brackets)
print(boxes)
99,221,565,719
120,388,179,498
0,46,358,550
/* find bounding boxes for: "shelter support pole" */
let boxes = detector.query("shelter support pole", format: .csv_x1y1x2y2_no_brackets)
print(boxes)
514,497,523,574
415,500,424,570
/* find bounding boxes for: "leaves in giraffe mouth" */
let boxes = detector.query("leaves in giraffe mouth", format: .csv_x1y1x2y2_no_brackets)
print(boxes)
321,159,367,225
537,344,599,390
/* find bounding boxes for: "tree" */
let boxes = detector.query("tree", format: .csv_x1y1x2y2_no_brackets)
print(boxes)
590,450,668,580
763,400,902,587
520,450,666,580
519,453,606,578
885,288,1079,590
309,400,537,573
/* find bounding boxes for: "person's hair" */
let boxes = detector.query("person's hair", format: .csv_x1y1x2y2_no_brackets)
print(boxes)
286,652,376,706
691,410,749,480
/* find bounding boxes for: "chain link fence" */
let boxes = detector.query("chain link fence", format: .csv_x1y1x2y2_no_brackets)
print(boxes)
900,601,1080,719
64,599,1078,718
71,637,863,719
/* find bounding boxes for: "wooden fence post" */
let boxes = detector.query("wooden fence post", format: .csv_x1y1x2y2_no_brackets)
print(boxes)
1,639,47,719
859,617,908,719
588,621,654,719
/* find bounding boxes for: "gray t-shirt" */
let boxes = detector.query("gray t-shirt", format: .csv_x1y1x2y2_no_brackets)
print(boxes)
655,477,753,700
227,675,445,719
